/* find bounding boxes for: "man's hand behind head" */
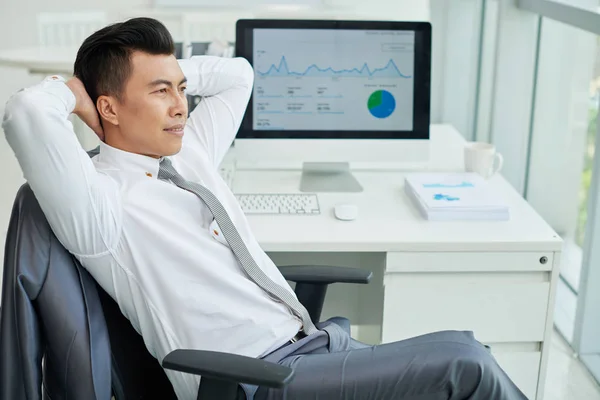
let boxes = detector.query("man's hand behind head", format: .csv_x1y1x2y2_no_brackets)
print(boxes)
66,77,105,142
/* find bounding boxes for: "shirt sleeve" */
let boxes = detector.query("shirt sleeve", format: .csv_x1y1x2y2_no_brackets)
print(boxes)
2,77,122,257
176,56,254,168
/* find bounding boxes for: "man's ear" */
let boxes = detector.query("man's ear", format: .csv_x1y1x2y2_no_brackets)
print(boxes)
97,95,119,126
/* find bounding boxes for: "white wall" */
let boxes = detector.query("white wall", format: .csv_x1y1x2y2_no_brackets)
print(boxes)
486,0,540,194
431,0,483,140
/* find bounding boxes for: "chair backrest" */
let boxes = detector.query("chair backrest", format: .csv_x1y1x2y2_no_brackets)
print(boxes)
0,184,176,399
36,11,107,47
98,271,177,399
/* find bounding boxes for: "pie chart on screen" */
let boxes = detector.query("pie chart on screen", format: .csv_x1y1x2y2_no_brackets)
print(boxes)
368,90,396,119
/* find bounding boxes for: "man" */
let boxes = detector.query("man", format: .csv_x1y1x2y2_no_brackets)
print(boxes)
3,17,527,400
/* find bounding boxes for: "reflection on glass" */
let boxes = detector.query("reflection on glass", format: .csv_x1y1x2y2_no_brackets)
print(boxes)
575,36,600,248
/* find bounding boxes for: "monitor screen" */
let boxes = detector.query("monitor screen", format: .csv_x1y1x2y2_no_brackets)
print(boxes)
236,20,431,140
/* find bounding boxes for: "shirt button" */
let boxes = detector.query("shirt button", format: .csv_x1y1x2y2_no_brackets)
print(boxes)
145,172,153,177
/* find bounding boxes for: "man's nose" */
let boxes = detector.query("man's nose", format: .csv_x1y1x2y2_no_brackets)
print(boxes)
172,93,188,116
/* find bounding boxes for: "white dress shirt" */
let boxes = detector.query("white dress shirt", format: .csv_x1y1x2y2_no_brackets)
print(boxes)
2,56,302,400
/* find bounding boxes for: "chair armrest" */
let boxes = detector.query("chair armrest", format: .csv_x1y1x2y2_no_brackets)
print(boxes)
162,349,295,388
279,265,372,285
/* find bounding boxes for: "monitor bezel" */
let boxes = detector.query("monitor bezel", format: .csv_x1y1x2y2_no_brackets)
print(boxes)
235,19,431,140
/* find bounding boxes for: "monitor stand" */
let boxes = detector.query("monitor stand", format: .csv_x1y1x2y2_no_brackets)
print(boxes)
299,162,363,193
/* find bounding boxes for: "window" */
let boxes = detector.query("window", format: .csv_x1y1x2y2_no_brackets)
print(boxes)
530,15,597,291
511,0,600,384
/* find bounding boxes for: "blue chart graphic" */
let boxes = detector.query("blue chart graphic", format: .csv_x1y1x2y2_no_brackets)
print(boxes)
368,90,396,119
257,55,411,78
423,182,474,189
433,194,460,201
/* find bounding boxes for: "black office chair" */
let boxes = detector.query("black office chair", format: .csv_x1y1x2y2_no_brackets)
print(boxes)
0,183,372,400
174,41,184,59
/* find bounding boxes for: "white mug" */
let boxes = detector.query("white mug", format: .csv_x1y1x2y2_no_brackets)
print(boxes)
464,142,503,178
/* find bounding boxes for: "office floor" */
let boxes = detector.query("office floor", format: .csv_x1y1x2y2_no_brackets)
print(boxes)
544,329,600,400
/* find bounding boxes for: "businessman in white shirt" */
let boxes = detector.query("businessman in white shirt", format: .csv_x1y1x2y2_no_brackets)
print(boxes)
3,17,527,400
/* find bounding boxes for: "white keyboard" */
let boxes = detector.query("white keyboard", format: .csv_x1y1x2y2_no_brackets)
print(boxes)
235,194,321,215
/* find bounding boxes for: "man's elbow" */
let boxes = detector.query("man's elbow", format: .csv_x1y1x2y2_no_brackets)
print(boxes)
234,57,255,88
3,88,51,126
2,90,38,142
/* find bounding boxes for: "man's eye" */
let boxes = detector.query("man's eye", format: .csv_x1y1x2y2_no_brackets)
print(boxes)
180,87,187,93
158,88,168,93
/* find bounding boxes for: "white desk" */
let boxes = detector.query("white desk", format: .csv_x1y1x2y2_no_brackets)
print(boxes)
228,125,562,400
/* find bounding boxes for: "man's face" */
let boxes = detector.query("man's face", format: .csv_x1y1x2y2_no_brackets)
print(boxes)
113,51,188,158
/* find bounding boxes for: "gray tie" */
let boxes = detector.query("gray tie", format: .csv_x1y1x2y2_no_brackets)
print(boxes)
158,157,318,335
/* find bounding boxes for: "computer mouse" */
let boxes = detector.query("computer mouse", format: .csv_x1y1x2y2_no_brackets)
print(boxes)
334,204,358,221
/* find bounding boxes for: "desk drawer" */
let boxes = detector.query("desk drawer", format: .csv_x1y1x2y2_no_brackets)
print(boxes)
386,251,554,273
382,273,550,343
493,351,541,400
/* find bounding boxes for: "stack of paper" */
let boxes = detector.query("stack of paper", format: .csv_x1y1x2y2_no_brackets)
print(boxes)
404,173,510,221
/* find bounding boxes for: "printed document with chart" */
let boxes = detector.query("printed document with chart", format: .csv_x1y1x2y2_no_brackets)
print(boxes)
404,173,510,221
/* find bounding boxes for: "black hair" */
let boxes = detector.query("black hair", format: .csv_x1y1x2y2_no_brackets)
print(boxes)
73,17,175,104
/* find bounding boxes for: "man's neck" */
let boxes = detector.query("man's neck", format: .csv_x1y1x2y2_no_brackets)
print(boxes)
104,130,160,159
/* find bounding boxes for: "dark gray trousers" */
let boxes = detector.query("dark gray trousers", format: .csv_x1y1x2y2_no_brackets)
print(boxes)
242,318,528,400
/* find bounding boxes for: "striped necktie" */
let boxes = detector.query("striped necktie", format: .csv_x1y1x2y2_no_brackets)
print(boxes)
158,157,317,335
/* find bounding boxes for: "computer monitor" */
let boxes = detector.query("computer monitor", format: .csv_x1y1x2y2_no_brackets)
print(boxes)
234,19,432,192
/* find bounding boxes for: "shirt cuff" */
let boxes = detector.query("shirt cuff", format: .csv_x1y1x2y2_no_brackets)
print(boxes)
178,59,200,93
40,75,76,114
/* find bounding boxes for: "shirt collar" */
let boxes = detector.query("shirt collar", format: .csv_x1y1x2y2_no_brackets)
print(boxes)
97,141,163,179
